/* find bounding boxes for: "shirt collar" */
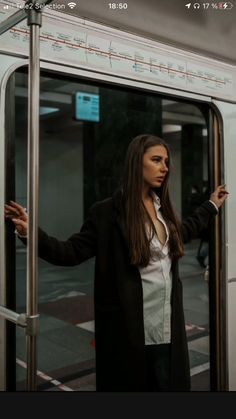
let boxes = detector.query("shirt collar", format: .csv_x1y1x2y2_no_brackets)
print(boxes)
151,191,161,210
151,192,169,252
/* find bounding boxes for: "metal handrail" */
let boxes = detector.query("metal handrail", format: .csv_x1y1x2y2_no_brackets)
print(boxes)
26,8,41,389
0,8,27,35
0,306,40,334
0,306,27,327
0,0,54,391
0,1,52,35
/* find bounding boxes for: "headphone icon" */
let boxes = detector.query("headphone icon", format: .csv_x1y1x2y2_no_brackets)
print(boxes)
193,3,200,8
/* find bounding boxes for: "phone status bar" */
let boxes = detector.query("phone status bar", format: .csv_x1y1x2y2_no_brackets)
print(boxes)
185,2,234,9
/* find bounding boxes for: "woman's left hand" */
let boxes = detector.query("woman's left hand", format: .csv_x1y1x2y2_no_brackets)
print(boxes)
210,184,229,208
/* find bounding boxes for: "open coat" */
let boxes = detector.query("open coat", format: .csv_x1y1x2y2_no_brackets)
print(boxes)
35,190,217,391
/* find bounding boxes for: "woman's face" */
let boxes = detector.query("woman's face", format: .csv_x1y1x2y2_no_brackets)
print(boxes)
142,145,169,189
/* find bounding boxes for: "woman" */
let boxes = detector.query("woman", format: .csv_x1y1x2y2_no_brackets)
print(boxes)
5,134,228,391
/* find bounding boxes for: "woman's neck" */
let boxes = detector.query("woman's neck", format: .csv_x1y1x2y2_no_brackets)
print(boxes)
142,187,153,203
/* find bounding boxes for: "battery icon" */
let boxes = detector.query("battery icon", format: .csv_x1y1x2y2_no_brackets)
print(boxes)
218,2,234,8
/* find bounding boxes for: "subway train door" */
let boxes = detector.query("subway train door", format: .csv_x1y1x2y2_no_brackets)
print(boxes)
1,66,97,391
1,65,102,391
1,63,226,391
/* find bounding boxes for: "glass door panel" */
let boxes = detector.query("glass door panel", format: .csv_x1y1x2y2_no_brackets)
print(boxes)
11,69,211,390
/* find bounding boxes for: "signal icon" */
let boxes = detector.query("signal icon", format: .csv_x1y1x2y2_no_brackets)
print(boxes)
68,2,76,8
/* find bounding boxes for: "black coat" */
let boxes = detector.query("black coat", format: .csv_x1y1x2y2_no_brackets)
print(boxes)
36,190,217,391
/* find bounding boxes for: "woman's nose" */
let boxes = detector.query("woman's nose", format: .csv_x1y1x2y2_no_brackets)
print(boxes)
161,162,168,172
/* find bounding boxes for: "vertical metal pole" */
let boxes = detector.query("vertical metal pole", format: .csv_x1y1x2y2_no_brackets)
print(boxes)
26,6,42,391
0,0,53,392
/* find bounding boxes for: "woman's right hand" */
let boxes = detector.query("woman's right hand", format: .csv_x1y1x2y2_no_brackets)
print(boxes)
4,201,28,237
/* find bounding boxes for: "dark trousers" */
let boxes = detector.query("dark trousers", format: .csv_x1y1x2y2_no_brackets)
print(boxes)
145,343,171,391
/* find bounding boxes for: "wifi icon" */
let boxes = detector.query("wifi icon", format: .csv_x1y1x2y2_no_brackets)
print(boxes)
68,2,76,8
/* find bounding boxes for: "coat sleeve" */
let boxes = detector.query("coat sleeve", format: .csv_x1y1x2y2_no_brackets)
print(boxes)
181,200,218,244
19,203,98,266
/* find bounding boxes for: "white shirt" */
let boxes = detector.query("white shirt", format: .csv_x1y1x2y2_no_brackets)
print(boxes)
139,193,172,345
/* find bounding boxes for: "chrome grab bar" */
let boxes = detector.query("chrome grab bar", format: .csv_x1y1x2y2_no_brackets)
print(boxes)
0,306,27,327
0,306,39,335
0,0,54,391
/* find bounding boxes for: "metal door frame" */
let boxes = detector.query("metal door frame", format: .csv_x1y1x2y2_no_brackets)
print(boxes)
0,40,229,391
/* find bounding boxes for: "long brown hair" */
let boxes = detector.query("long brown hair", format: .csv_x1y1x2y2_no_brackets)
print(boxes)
122,134,184,266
